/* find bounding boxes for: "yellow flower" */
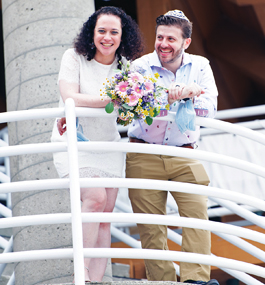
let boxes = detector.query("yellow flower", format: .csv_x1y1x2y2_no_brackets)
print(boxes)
154,72,160,79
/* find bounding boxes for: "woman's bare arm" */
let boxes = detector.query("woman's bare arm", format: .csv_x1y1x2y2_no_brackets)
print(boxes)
60,80,110,108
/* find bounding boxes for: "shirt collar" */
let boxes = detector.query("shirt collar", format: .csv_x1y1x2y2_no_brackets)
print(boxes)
149,51,163,68
181,52,192,67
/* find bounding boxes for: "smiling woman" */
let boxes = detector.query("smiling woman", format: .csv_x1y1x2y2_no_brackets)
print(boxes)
50,6,144,282
93,14,122,64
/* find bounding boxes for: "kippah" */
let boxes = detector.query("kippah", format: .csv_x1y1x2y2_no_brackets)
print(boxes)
164,10,190,22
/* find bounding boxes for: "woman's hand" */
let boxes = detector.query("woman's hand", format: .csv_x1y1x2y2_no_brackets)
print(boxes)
57,117,66,136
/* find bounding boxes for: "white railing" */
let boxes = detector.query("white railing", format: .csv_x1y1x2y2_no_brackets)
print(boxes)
0,99,265,284
0,127,11,209
118,104,265,135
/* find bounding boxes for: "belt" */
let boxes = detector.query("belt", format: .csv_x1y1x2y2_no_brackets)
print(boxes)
129,137,194,149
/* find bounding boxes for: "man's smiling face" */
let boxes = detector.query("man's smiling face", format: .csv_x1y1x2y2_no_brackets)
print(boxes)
155,25,191,69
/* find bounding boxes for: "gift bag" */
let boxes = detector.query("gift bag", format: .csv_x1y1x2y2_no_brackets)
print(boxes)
175,99,196,133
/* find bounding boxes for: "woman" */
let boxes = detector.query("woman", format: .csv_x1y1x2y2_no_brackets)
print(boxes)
51,6,143,282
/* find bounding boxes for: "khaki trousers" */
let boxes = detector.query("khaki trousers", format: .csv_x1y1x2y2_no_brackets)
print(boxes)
126,152,211,282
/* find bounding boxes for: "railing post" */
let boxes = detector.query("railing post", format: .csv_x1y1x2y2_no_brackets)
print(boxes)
65,98,85,284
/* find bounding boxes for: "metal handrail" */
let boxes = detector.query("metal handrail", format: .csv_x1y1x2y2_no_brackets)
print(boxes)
112,199,265,285
1,105,265,144
210,197,265,229
1,141,265,178
104,104,265,134
1,178,265,211
1,212,265,245
65,99,85,283
0,99,265,284
214,105,265,120
167,229,265,285
0,247,265,279
0,211,265,280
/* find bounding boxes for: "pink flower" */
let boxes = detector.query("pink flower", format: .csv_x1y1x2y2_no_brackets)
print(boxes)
116,81,128,93
133,84,143,97
127,94,139,106
144,81,154,91
129,72,144,83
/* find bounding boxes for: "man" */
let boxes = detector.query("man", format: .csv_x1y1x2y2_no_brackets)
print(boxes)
126,10,219,285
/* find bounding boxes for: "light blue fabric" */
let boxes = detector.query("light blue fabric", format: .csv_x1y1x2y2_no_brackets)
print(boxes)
175,99,196,133
76,118,89,142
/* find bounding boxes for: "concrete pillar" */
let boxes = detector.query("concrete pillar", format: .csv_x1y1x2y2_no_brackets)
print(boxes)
1,0,114,284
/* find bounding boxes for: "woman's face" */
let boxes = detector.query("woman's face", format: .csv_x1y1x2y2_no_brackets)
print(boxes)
94,14,122,64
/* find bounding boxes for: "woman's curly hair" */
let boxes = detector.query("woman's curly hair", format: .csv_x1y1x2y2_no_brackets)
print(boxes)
74,6,144,68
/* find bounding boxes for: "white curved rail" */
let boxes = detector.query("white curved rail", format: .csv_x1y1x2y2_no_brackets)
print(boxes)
112,199,265,284
0,99,265,284
65,97,85,284
167,229,265,285
0,105,265,145
210,197,265,229
215,105,265,120
0,212,265,247
112,199,265,285
11,102,243,124
156,112,265,146
1,141,265,179
0,178,265,211
0,248,264,279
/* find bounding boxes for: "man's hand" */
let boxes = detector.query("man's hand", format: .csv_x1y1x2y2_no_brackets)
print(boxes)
168,83,185,105
57,117,66,136
168,82,205,105
182,82,205,99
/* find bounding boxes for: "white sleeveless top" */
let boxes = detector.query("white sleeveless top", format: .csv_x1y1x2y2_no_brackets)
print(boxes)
51,48,125,178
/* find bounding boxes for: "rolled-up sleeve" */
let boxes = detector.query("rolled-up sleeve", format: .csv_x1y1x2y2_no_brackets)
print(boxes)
194,59,218,118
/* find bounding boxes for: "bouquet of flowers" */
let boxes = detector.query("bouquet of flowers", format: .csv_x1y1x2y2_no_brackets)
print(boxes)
101,62,169,126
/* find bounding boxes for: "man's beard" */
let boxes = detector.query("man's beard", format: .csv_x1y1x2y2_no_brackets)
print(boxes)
162,47,184,64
